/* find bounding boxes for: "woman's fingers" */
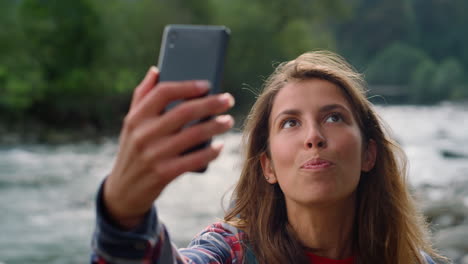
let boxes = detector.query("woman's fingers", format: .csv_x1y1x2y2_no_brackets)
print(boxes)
156,92,234,135
142,114,234,162
154,142,224,184
126,92,234,147
130,66,159,108
127,80,211,125
151,80,212,114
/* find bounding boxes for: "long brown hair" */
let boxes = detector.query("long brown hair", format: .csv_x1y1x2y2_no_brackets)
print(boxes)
224,51,443,264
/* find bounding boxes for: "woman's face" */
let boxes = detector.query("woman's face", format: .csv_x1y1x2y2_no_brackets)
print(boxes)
261,78,376,208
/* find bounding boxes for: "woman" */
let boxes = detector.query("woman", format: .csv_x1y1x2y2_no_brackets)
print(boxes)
92,51,443,263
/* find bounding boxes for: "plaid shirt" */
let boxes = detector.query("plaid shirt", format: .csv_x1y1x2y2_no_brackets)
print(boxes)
91,183,252,264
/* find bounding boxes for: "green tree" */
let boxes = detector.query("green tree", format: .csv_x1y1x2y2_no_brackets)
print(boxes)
410,58,467,103
412,0,468,69
0,1,45,118
365,42,430,85
16,0,104,127
409,58,436,103
432,58,466,101
335,0,416,69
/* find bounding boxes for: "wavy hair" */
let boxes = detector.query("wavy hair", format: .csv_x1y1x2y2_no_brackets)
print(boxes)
224,51,443,264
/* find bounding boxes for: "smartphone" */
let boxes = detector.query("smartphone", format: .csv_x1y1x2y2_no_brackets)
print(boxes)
157,24,230,171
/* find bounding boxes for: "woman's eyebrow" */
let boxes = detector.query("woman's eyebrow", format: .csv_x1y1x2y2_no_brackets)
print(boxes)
273,109,301,125
272,104,351,124
318,104,351,115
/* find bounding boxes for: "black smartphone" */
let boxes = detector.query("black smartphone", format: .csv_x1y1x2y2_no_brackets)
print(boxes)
157,24,230,171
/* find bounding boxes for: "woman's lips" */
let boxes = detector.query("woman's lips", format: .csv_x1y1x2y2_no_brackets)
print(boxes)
301,158,334,170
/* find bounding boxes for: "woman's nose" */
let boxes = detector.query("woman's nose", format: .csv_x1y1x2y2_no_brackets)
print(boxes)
304,124,327,149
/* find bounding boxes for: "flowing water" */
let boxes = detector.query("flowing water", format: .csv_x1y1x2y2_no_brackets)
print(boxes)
0,103,467,263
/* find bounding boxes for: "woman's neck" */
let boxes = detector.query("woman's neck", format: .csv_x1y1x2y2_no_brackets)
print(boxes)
286,195,356,260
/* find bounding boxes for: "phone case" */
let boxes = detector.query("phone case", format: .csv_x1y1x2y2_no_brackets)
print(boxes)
156,24,230,172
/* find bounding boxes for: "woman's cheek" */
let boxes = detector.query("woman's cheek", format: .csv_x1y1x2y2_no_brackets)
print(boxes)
334,129,363,170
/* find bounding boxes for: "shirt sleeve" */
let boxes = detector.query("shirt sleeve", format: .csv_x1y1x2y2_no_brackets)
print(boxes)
91,180,245,264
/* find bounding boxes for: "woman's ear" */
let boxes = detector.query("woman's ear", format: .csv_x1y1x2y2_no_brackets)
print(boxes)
260,152,278,184
362,139,377,172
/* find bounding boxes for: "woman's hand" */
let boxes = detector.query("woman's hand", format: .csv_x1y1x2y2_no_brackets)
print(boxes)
103,66,235,229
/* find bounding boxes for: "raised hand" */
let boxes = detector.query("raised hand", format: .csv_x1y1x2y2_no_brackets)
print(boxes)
103,66,235,229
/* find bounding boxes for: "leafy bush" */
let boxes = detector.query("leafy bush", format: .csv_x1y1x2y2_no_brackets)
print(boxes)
365,42,431,85
409,58,437,103
432,58,466,101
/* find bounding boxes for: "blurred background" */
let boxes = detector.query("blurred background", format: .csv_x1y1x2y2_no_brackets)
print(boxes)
0,0,467,263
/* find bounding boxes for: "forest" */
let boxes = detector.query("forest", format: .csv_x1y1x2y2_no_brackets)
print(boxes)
1,0,467,139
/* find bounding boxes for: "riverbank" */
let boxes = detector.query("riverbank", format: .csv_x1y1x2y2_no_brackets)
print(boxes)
0,122,118,145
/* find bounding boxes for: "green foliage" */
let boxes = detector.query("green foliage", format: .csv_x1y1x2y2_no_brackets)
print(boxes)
432,58,467,101
409,57,467,103
1,0,467,133
409,58,437,103
335,0,416,69
0,2,45,115
0,63,43,113
412,0,468,66
365,42,430,85
337,0,468,104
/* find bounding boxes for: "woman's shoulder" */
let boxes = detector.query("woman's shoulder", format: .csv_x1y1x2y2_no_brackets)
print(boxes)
181,221,249,262
191,221,248,245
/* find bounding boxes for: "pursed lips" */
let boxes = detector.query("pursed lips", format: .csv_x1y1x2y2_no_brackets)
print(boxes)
300,158,334,170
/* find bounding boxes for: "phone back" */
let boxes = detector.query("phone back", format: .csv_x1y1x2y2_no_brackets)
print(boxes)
157,25,230,93
156,25,230,172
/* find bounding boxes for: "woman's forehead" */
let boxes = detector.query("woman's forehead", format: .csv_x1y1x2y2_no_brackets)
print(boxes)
271,79,353,115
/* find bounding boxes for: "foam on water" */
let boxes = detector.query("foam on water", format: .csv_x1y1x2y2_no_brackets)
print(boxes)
376,104,468,186
0,140,116,263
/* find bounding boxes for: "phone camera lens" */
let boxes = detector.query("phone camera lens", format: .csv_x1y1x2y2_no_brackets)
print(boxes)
168,32,177,48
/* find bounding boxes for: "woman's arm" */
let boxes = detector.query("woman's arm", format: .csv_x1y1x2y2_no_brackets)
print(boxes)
92,181,163,263
91,67,235,263
91,181,246,264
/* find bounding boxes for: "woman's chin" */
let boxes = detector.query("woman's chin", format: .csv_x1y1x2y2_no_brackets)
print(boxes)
287,187,356,208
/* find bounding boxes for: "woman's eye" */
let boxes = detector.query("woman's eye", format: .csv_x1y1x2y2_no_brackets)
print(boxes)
281,119,300,129
325,113,343,123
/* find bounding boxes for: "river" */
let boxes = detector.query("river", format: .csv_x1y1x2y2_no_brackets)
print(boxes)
0,103,467,263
